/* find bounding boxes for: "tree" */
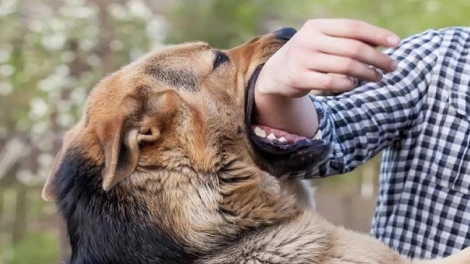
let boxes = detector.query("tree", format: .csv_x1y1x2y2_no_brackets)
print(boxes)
0,0,167,262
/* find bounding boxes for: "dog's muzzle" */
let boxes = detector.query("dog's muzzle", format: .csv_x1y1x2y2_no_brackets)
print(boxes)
244,65,332,179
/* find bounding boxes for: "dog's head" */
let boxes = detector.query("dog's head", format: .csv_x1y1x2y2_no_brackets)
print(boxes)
43,27,329,202
41,28,330,261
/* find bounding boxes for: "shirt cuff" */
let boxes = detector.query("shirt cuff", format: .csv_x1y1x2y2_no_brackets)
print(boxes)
309,95,333,142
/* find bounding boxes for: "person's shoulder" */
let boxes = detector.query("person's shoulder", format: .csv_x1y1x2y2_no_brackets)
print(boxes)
435,26,470,34
415,27,470,58
411,26,470,37
389,27,470,56
418,27,470,44
435,27,470,47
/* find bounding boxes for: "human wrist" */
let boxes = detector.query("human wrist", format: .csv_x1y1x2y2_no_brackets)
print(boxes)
254,88,319,138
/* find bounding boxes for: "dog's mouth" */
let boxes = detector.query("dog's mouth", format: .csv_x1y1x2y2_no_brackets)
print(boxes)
244,65,331,178
251,125,310,148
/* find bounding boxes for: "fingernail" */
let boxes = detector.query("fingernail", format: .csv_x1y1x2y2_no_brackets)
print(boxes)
390,60,398,71
349,77,359,87
387,35,400,46
375,71,383,82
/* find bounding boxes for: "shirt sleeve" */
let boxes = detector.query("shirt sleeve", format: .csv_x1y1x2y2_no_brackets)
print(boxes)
310,29,444,177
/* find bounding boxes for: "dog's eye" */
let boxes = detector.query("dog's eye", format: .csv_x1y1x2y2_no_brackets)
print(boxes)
213,51,229,70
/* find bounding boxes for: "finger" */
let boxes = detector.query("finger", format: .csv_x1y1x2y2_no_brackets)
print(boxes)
328,73,359,87
312,35,397,73
304,53,382,82
287,70,356,94
304,19,401,47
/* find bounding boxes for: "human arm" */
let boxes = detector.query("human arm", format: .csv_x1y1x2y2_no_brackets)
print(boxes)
255,19,401,138
310,28,440,175
255,21,442,176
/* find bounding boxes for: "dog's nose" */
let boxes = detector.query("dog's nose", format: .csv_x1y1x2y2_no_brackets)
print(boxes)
274,27,297,41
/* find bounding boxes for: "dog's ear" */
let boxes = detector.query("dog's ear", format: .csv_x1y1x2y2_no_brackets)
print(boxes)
95,90,179,191
99,115,141,191
40,114,151,201
41,89,180,201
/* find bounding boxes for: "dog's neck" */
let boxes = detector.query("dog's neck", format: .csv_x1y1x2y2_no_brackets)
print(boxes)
129,155,300,252
54,149,299,263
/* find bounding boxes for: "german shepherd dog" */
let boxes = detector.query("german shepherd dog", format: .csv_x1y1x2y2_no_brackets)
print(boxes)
42,28,470,263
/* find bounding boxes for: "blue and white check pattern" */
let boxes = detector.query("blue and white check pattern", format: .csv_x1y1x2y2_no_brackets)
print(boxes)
310,27,470,259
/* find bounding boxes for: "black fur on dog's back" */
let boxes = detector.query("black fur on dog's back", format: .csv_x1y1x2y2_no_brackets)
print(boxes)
54,148,198,264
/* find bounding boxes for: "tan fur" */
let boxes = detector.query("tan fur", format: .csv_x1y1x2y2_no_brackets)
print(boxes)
279,179,316,211
43,31,470,263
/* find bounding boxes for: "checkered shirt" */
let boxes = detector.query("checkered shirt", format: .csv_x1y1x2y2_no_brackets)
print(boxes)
309,27,470,259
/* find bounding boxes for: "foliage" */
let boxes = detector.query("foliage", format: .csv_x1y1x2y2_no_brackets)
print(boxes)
311,0,470,37
11,231,58,264
165,0,286,48
0,0,167,262
0,0,167,187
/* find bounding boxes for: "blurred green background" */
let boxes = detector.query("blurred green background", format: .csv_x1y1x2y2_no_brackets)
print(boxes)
0,0,468,263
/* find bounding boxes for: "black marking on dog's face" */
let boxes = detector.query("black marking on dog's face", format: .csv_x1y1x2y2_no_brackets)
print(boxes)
213,50,230,70
53,148,199,264
146,66,198,92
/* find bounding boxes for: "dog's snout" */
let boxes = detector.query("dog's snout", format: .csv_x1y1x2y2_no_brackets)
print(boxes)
274,27,297,41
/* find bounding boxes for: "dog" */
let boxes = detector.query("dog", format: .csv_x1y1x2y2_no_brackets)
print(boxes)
42,27,470,263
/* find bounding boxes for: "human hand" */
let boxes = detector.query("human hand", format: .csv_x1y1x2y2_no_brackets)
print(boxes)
254,19,401,137
256,19,400,97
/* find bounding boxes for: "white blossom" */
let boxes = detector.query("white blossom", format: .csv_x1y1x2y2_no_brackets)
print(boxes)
16,169,41,186
41,33,67,50
0,0,18,17
29,98,49,120
426,0,441,12
61,51,75,63
1,0,168,187
28,20,44,33
108,3,128,20
86,54,101,67
79,39,97,51
38,153,54,170
70,86,88,103
57,113,75,128
128,0,152,19
0,64,15,77
0,49,11,63
110,40,124,51
0,82,13,95
57,100,72,112
59,5,96,20
31,120,49,135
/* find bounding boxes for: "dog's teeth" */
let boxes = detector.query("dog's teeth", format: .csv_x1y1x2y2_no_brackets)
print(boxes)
254,127,266,138
267,133,277,140
278,137,287,142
